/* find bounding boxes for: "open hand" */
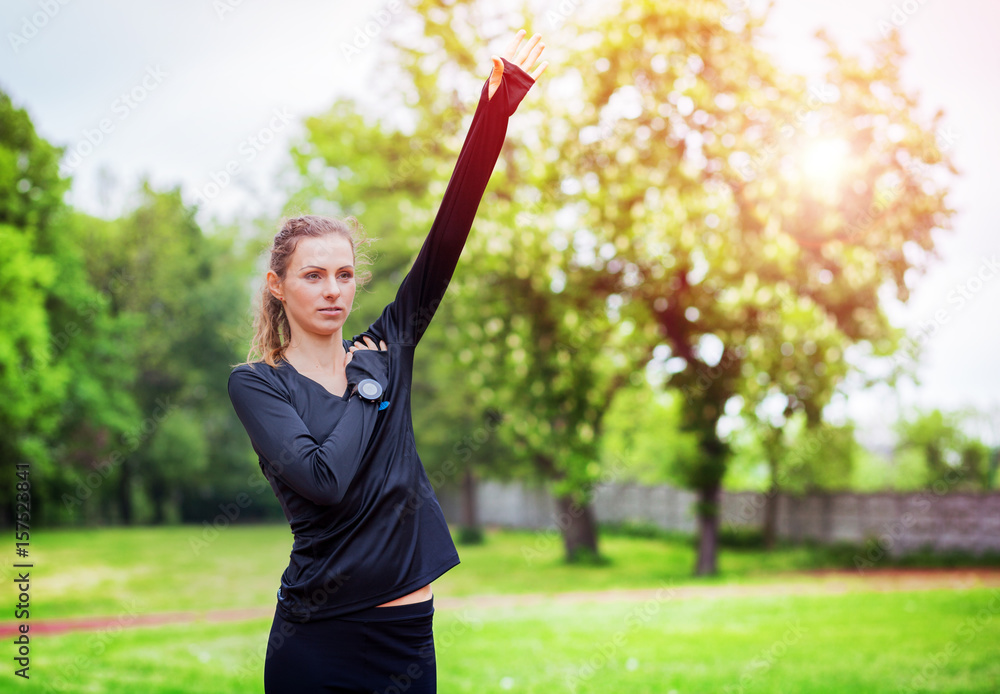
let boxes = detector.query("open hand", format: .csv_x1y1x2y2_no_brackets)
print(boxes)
488,29,548,101
344,335,387,366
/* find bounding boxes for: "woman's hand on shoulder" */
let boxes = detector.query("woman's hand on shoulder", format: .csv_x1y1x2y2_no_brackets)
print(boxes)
344,335,387,366
488,29,548,101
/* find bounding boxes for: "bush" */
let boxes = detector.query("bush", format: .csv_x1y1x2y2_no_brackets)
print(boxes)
598,520,694,544
564,545,610,566
717,527,766,549
457,525,486,545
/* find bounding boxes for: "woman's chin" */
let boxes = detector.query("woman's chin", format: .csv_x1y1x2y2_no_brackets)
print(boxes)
300,319,344,337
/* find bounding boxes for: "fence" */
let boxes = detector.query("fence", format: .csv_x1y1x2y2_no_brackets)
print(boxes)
438,480,1000,556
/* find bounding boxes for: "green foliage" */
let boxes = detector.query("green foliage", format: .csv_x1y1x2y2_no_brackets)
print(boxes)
716,526,767,549
0,87,272,525
726,413,860,493
0,90,96,518
601,382,700,486
562,544,610,566
537,0,955,571
282,1,957,574
457,524,486,545
894,407,993,490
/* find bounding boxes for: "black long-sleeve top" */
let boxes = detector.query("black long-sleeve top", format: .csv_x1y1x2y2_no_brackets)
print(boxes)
227,58,535,623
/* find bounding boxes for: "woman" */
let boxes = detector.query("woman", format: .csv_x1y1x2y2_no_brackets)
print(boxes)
227,30,547,694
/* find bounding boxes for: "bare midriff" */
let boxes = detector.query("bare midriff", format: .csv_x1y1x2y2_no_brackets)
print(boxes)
375,583,432,607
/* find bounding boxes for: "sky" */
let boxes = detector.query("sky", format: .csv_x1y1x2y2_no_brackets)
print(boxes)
2,0,997,448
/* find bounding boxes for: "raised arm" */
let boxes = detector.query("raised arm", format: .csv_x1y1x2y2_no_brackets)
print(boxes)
368,32,546,346
227,367,380,506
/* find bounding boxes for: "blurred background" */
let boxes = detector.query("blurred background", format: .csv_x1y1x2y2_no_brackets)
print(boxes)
2,0,999,692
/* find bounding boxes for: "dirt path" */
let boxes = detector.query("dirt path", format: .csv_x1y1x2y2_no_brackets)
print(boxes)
6,568,999,637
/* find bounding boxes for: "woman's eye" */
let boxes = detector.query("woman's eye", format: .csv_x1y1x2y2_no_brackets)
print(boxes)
307,273,320,279
340,272,353,280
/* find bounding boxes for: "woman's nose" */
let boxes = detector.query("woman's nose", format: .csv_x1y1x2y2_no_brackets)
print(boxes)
324,277,341,298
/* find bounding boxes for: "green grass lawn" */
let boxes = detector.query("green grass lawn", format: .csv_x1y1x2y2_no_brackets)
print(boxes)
6,524,874,620
2,525,998,692
4,589,998,693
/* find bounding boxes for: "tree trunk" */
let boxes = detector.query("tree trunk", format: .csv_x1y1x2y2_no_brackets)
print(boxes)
118,458,133,524
761,424,784,550
763,455,779,550
150,485,166,525
457,467,483,544
695,483,720,576
460,467,478,529
554,494,599,562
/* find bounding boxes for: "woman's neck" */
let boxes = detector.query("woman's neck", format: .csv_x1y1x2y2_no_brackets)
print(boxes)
283,330,347,373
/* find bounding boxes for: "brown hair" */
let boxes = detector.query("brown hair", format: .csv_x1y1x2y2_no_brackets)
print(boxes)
235,214,374,369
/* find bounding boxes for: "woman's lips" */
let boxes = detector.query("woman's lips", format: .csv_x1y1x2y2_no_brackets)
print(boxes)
318,308,343,315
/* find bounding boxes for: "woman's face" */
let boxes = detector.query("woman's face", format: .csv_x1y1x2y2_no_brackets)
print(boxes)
268,234,357,339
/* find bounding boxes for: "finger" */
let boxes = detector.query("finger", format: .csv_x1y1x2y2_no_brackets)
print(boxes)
490,54,503,80
379,340,387,350
514,33,541,65
529,60,548,81
523,40,545,71
344,351,353,364
362,336,376,349
487,56,503,100
503,29,526,60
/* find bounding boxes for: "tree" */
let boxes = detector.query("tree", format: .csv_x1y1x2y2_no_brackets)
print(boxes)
379,1,658,561
600,384,699,486
0,89,87,524
750,413,859,547
52,183,250,524
39,210,143,525
284,7,656,561
285,0,956,572
550,0,956,573
895,408,991,491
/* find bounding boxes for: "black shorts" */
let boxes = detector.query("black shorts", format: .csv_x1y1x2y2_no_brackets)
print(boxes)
263,596,436,694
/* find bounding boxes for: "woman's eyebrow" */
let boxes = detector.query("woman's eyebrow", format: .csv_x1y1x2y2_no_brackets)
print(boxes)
299,264,354,271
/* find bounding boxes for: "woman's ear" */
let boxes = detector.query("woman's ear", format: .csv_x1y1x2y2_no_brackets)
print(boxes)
266,270,283,302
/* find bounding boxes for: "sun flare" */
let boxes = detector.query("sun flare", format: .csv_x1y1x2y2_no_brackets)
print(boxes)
798,137,851,188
